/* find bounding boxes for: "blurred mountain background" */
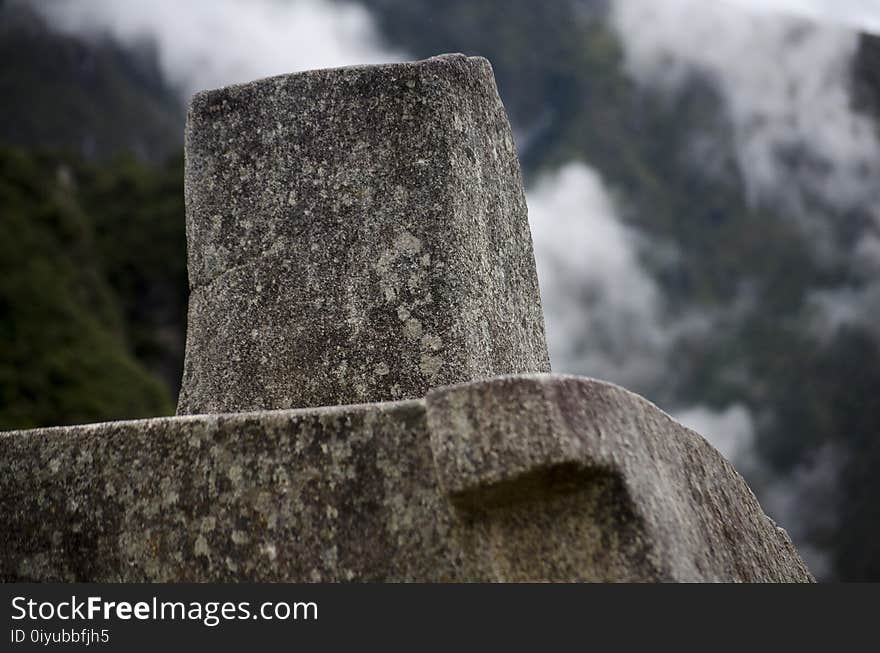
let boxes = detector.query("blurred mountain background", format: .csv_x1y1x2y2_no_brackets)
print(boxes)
2,0,879,580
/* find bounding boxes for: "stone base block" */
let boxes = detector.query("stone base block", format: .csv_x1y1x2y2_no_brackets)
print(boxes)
0,375,812,582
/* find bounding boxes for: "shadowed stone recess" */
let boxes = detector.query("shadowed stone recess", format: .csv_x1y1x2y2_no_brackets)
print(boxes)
0,374,812,582
178,54,550,415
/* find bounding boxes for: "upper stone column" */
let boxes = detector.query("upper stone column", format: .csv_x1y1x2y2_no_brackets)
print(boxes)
178,54,550,414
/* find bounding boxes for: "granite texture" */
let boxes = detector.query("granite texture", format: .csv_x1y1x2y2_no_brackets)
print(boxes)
427,375,814,582
178,54,550,415
0,374,813,582
0,400,458,582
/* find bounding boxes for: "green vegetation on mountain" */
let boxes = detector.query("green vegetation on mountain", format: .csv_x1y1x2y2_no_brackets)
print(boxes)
0,147,180,429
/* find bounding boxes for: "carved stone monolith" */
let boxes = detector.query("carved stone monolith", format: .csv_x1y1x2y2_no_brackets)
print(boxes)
178,54,550,415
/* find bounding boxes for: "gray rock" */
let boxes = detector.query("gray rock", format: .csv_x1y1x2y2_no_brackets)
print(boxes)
427,375,814,582
0,374,812,582
178,54,550,415
0,399,454,582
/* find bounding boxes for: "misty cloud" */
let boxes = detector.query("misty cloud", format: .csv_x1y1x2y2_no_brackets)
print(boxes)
612,0,880,214
761,444,845,578
527,162,673,389
675,403,757,467
26,0,402,100
611,0,880,344
726,0,880,35
807,282,880,340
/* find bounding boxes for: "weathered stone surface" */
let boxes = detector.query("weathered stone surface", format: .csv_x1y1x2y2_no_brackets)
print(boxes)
178,54,550,415
0,374,812,582
0,400,459,582
427,375,814,582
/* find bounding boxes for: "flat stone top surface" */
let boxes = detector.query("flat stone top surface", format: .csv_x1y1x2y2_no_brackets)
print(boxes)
1,374,811,582
179,54,550,414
